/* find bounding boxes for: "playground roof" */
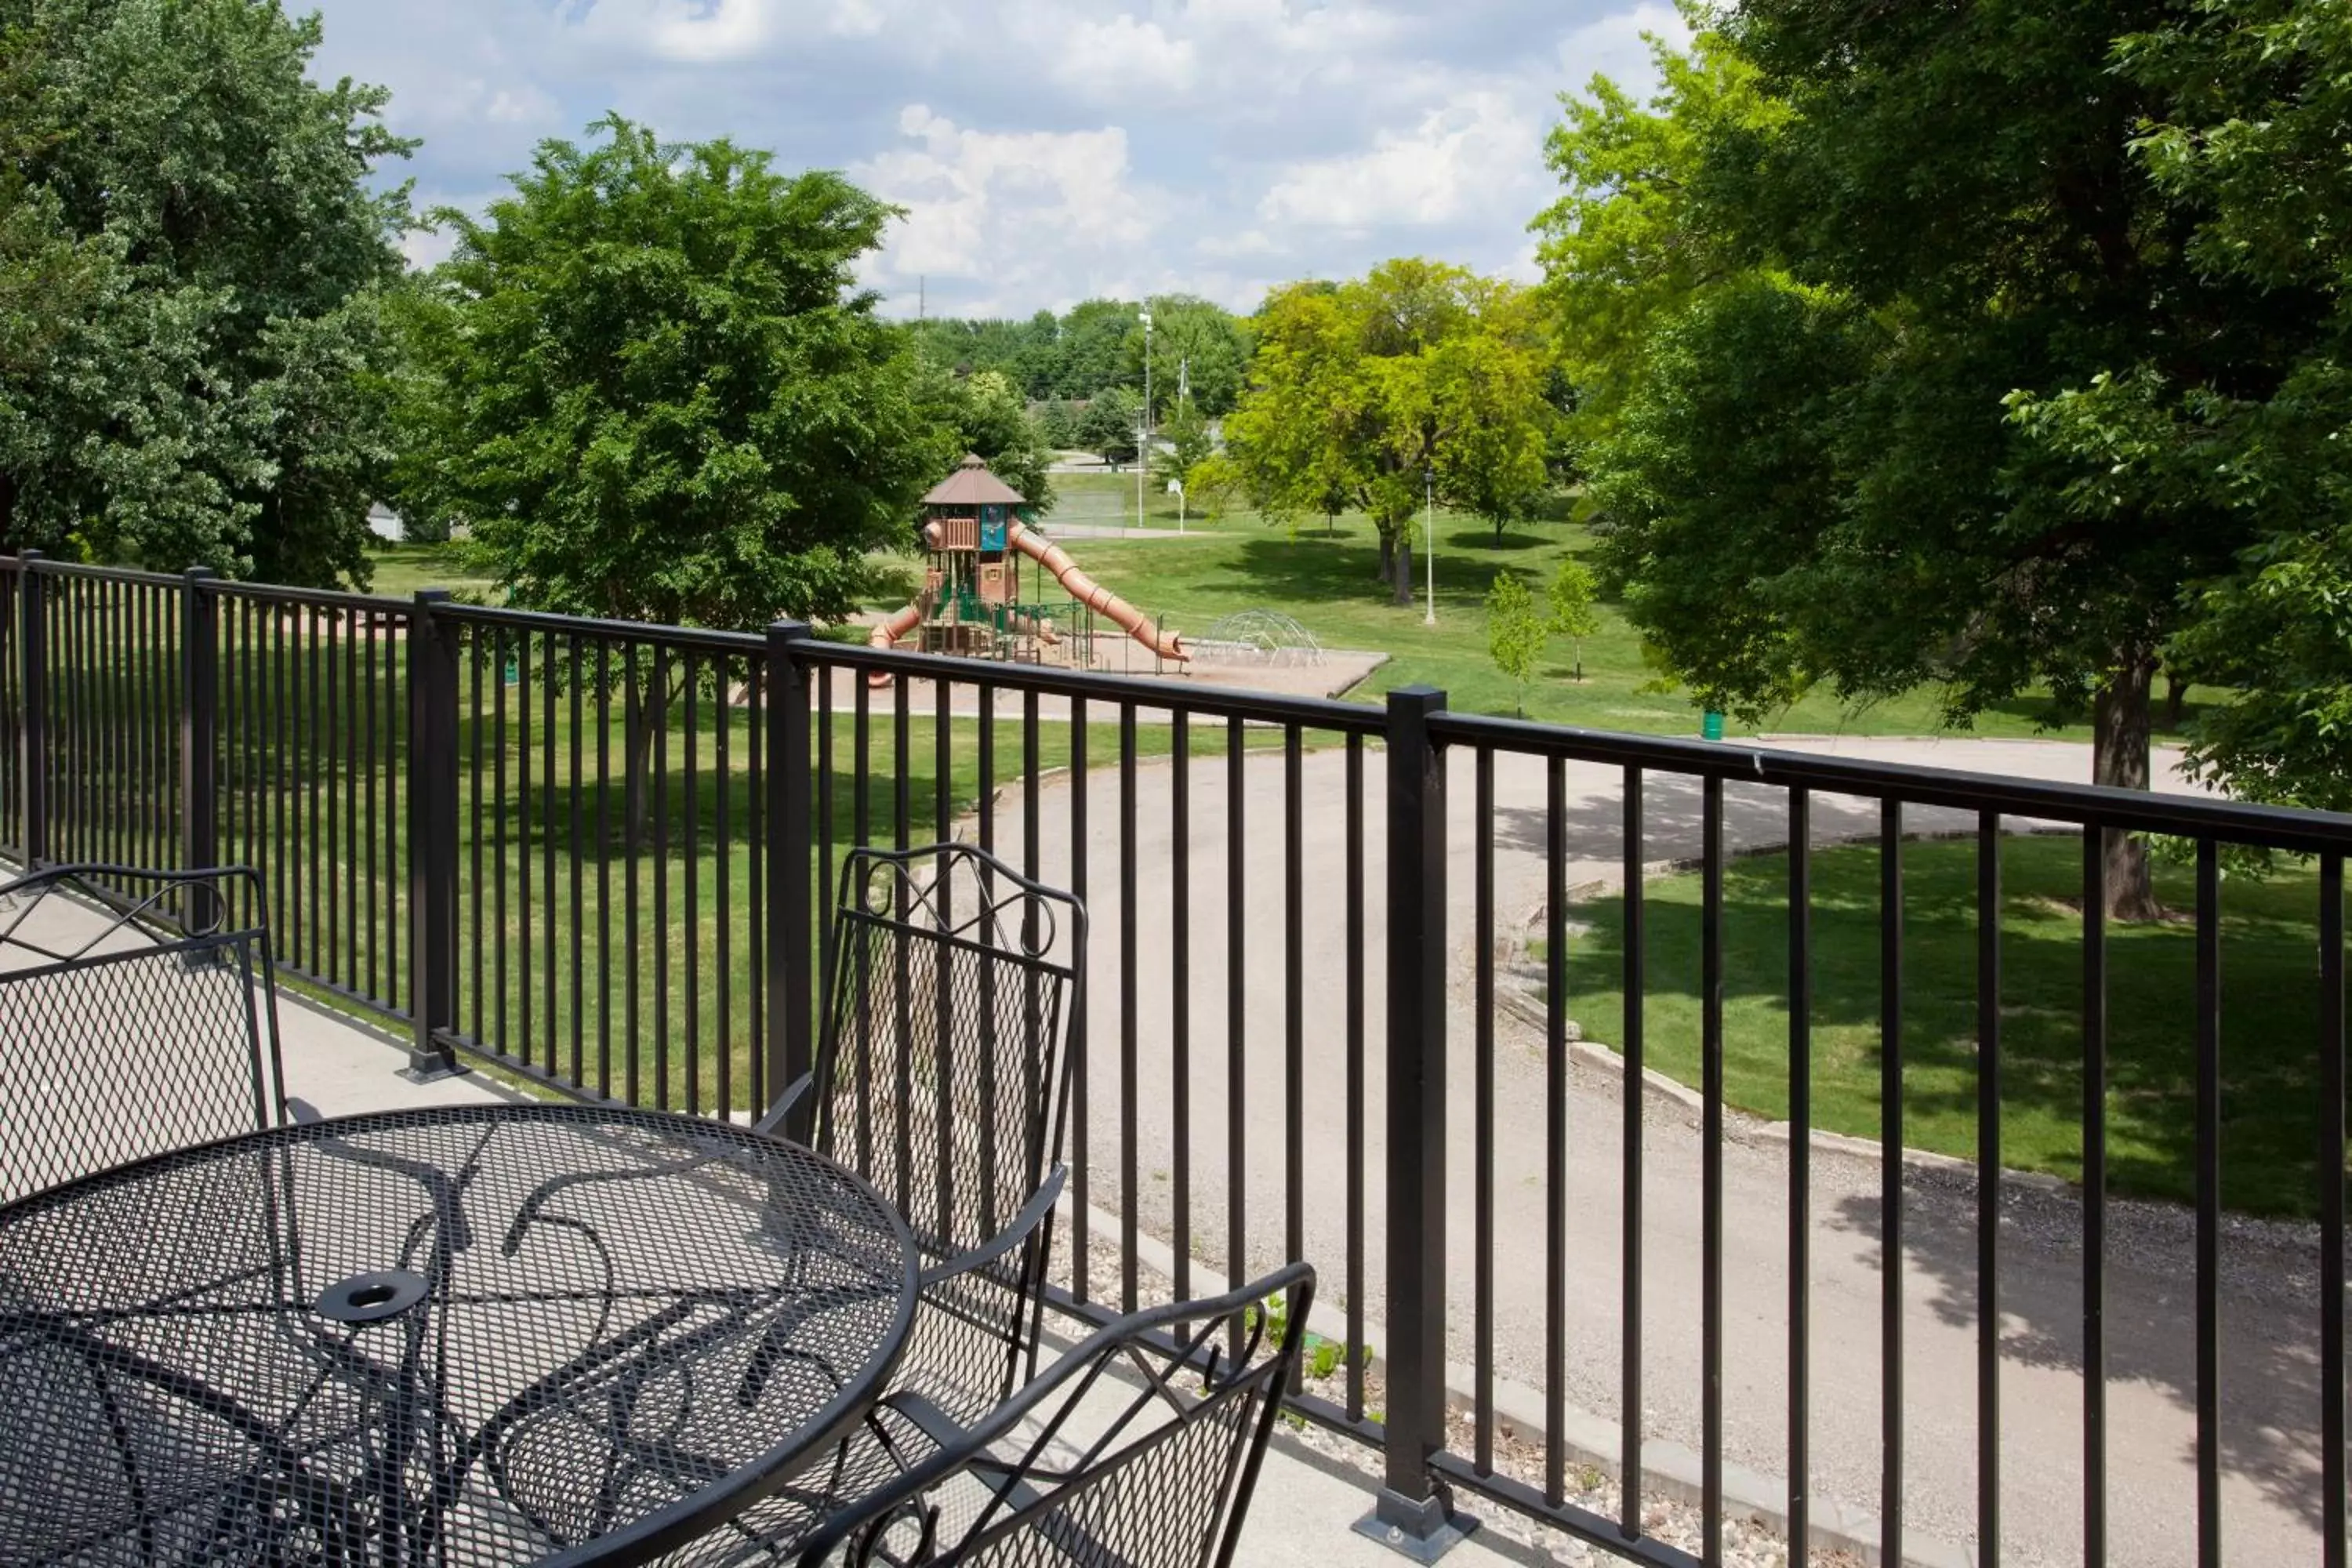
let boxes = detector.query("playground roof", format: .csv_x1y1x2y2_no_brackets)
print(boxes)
923,453,1026,508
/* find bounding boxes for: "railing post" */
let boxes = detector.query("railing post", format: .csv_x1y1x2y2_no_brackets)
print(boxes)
16,550,45,867
404,590,463,1080
1358,684,1470,1561
180,568,219,931
764,619,814,1133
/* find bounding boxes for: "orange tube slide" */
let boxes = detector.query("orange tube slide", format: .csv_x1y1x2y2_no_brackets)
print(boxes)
1005,521,1186,662
866,524,942,686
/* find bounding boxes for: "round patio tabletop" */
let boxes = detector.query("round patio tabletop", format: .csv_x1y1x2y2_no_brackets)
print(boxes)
0,1102,917,1566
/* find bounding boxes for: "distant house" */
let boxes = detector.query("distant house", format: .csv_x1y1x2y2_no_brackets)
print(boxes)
366,503,404,543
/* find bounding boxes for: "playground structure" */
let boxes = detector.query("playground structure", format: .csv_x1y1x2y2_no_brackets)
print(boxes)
867,455,1188,684
1189,609,1327,668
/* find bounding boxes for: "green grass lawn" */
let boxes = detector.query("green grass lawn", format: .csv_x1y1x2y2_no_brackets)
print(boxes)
1024,506,2227,743
1556,833,2340,1218
202,619,1260,1109
360,540,495,599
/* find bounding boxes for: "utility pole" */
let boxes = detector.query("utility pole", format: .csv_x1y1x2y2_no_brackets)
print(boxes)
1424,468,1437,626
1178,354,1190,535
1137,308,1153,531
917,275,925,321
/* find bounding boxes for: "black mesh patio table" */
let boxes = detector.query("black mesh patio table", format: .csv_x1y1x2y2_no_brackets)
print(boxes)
0,1102,918,1567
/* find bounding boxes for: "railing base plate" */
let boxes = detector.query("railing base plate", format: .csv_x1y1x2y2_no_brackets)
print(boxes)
1352,1490,1476,1563
398,1058,469,1086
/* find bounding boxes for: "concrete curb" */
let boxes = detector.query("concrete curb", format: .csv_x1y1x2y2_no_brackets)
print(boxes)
1062,1196,1976,1568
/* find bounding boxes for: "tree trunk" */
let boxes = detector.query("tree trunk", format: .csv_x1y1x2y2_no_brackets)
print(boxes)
1392,536,1415,605
622,672,677,843
2164,669,2190,731
2092,655,2162,922
1376,529,1394,586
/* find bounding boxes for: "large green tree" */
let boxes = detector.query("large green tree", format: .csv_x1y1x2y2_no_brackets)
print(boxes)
0,0,412,585
1123,295,1251,417
1544,2,2300,916
2016,3,2352,814
401,114,938,631
1226,261,1555,604
931,368,1054,514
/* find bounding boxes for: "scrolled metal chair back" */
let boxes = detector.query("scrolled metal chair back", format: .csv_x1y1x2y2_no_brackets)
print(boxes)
800,1264,1315,1568
812,842,1083,1266
0,864,285,1201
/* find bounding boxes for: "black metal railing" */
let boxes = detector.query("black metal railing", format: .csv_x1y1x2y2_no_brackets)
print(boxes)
2,549,2345,1568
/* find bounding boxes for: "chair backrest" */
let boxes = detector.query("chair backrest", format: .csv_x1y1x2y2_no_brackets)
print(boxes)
0,865,285,1201
812,843,1084,1265
797,1263,1315,1568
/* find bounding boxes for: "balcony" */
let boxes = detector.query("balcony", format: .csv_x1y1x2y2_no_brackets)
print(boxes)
2,551,2344,1568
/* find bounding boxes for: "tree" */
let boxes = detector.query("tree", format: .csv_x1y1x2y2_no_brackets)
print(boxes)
1054,299,1142,400
2035,2,2352,815
403,115,937,628
1122,296,1252,416
1547,557,1600,681
1153,398,1213,492
1542,4,2291,918
935,369,1054,513
1076,387,1143,469
1486,571,1546,715
401,116,943,832
0,0,412,585
1225,261,1556,604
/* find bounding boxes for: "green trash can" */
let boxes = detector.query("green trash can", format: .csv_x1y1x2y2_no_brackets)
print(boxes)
1700,709,1724,741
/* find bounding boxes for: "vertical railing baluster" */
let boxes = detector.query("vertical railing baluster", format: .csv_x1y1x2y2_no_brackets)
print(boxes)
1069,695,1089,1301
1789,785,1813,1566
597,640,614,1097
624,649,641,1105
1119,700,1139,1314
1623,763,1646,1538
1345,729,1366,1422
1226,711,1247,1352
1283,721,1304,1369
684,651,700,1114
1474,745,1495,1472
1882,799,1905,1568
652,644,670,1107
1171,709,1192,1316
1977,811,2002,1568
1547,755,1567,1508
2194,837,2221,1568
543,633,558,1081
469,631,485,1045
2321,851,2345,1568
892,674,909,853
2082,825,2108,1568
713,648,728,1114
1702,773,1725,1566
11,554,42,866
571,635,585,1093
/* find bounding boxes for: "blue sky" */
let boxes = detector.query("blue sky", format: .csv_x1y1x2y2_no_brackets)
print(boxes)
303,0,1690,318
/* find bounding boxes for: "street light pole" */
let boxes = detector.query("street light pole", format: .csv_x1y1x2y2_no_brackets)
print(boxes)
1424,467,1437,626
1138,309,1153,531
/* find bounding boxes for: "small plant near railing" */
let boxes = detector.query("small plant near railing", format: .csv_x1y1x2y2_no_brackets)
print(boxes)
1245,1291,1372,1384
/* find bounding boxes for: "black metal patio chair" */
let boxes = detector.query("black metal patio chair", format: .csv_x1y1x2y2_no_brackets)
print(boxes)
760,841,1086,1430
792,1263,1315,1568
0,864,286,1201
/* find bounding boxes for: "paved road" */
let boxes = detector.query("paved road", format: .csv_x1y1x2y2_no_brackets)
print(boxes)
981,734,2328,1567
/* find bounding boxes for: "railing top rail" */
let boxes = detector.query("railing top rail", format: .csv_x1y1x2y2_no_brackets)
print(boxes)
20,559,183,588
430,599,764,654
808,640,1386,733
202,580,408,615
1434,709,2352,852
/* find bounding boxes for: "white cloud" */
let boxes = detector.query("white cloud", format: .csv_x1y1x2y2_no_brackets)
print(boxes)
1257,89,1537,230
853,107,1162,313
1555,1,1693,106
304,0,1696,308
